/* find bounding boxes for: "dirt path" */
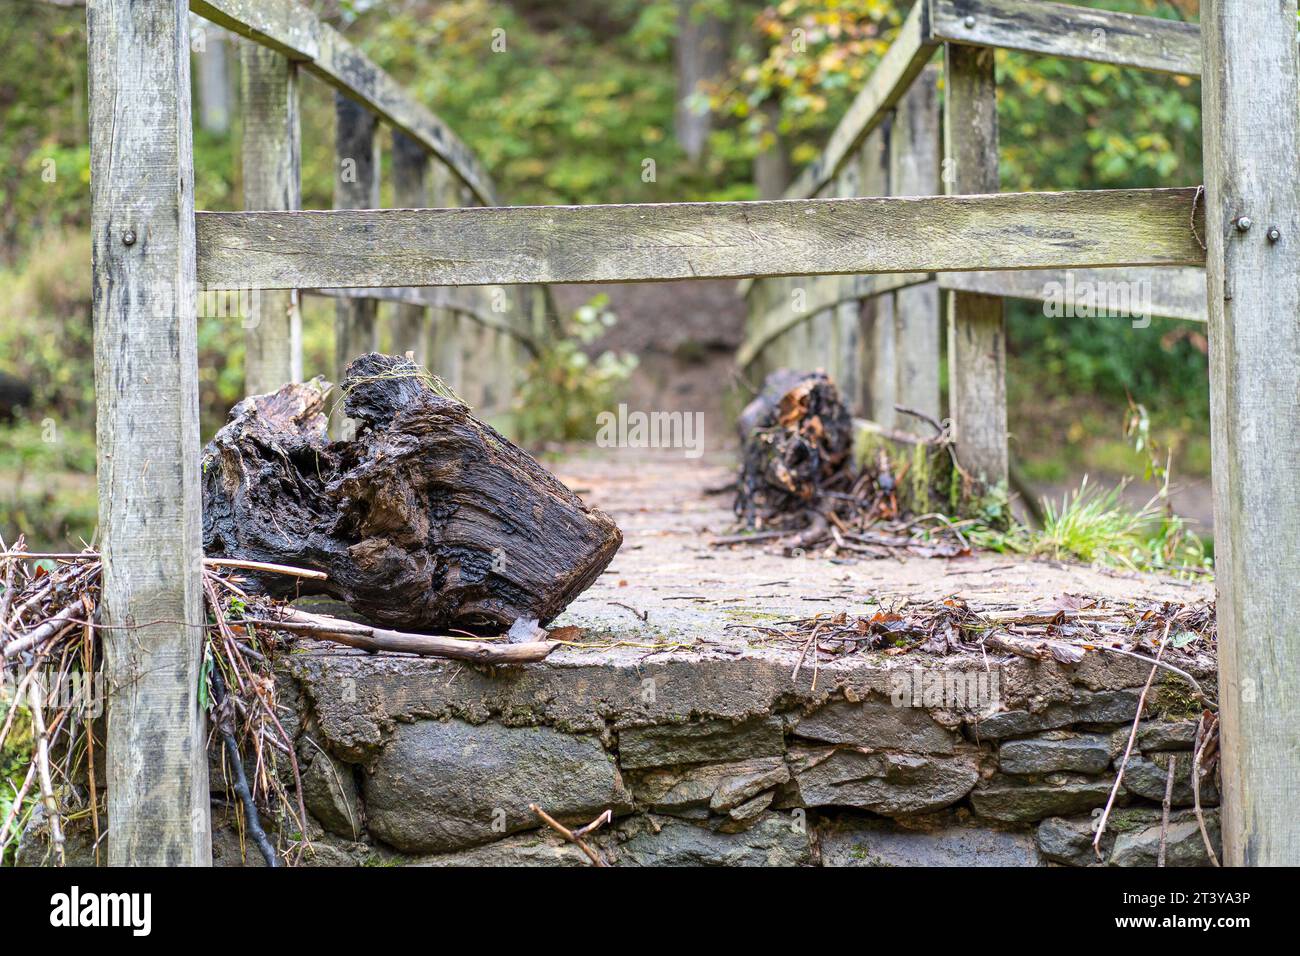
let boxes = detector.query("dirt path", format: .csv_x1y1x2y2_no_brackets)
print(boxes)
550,449,1212,645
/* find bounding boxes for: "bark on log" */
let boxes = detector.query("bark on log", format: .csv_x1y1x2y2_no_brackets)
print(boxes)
202,353,622,632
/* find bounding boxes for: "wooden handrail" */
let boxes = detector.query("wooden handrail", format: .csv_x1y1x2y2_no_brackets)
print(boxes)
195,187,1206,290
190,0,498,205
929,0,1201,76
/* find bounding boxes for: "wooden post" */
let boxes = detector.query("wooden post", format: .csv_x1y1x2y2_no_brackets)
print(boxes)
390,131,429,361
86,0,210,865
943,44,1007,486
890,66,941,433
829,153,863,405
240,39,301,394
857,122,895,426
1201,0,1300,866
424,161,460,388
333,93,379,432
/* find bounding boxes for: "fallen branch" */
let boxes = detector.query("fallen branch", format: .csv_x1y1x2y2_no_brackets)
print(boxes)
27,676,65,867
211,665,279,868
1089,644,1216,710
258,607,559,665
1093,622,1171,860
530,804,609,867
1193,711,1221,867
3,551,327,581
1158,753,1176,867
2,604,81,660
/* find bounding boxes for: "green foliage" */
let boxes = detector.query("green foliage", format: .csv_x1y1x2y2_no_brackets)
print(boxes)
512,296,638,445
360,0,753,204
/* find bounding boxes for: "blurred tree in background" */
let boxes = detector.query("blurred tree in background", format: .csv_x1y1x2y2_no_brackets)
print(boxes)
0,0,1211,549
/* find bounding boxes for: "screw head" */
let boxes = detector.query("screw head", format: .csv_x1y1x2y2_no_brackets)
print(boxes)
121,229,137,246
1267,226,1281,243
964,15,976,28
1234,216,1253,232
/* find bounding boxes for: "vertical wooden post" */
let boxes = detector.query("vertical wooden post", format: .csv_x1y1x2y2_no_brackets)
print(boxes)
86,0,210,865
424,161,461,390
943,44,1007,486
831,153,863,405
890,66,941,434
1201,0,1300,866
240,40,300,394
391,131,429,362
858,122,895,426
333,93,379,431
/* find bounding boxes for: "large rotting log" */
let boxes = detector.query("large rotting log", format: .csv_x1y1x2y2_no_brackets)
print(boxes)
202,353,622,633
735,370,855,528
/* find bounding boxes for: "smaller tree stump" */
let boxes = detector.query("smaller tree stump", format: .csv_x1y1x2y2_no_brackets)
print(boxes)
202,353,622,633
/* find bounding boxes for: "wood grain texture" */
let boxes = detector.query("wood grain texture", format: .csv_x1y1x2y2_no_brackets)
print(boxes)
1201,0,1300,866
939,266,1207,323
332,93,379,435
196,188,1205,291
239,39,300,394
190,0,497,203
390,131,429,362
423,162,467,392
890,66,942,433
929,0,1201,76
944,42,1007,487
87,0,210,866
858,122,896,424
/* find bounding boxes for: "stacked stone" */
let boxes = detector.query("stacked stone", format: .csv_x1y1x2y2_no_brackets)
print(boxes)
17,641,1220,867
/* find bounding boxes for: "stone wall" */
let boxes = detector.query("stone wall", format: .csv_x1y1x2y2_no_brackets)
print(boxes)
252,637,1218,867
19,638,1219,867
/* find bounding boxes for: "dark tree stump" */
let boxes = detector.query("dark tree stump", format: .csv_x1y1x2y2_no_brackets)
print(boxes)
734,369,855,528
202,353,622,633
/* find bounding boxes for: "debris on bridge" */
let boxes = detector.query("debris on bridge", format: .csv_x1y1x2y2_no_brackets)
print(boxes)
201,353,623,634
732,368,977,556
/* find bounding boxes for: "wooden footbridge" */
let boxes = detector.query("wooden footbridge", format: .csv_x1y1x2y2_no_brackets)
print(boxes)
86,0,1296,865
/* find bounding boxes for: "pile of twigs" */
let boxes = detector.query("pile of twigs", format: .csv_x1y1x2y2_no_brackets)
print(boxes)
0,538,561,867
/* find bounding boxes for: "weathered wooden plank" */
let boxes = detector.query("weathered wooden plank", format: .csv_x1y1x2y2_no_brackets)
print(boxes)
739,272,930,369
196,187,1205,290
890,66,941,434
1201,0,1300,866
782,1,937,204
939,266,1207,323
944,42,1007,488
858,122,896,425
190,0,497,204
929,0,1201,77
423,162,465,391
87,0,210,866
332,93,378,436
390,132,428,361
309,286,540,354
239,39,300,393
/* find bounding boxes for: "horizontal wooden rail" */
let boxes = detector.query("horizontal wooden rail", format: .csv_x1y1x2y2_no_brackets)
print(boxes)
307,286,541,353
196,187,1205,290
939,265,1207,322
929,0,1202,76
190,0,497,204
738,272,930,368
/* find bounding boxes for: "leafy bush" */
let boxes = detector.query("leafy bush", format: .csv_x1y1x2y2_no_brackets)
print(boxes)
513,296,638,445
